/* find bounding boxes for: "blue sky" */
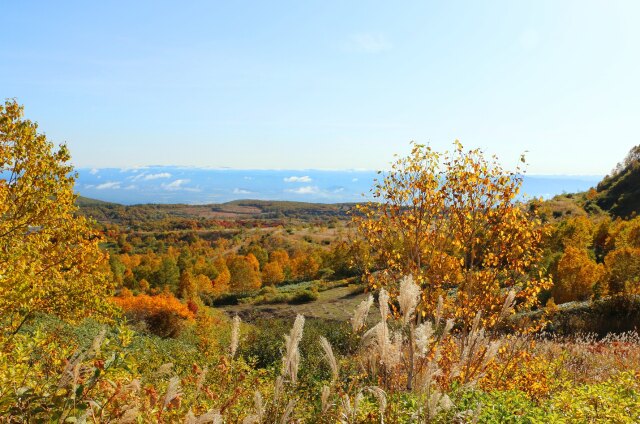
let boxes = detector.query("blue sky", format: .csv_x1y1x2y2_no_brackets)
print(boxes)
75,168,601,205
3,1,639,174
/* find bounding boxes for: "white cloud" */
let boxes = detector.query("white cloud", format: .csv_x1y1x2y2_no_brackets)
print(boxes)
162,179,201,192
233,188,252,194
96,181,121,190
163,179,189,190
89,168,99,175
287,185,319,195
351,177,359,182
124,185,136,190
130,172,172,182
119,166,147,173
284,175,312,183
143,172,171,181
346,33,392,53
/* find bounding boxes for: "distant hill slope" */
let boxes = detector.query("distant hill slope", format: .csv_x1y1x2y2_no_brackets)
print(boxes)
75,195,117,207
591,145,640,217
77,198,354,230
537,145,640,220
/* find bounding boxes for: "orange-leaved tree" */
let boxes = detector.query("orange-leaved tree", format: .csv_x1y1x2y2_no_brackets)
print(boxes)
0,100,113,332
262,261,285,286
353,141,551,328
113,291,194,337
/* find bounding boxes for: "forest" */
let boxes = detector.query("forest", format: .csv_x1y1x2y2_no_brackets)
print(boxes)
2,100,640,422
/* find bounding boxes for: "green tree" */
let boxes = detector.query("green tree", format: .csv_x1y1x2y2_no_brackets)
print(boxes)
243,244,268,268
154,257,180,293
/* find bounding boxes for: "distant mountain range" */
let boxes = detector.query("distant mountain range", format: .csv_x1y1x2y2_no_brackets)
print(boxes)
75,167,602,205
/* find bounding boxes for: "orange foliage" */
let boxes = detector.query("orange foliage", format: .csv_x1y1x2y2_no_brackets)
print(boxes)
113,293,194,337
113,293,194,321
262,261,285,285
246,253,260,272
212,257,231,295
291,254,320,281
270,249,290,267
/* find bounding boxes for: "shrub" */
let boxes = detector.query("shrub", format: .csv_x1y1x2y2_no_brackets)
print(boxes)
287,288,318,304
113,293,194,338
313,278,353,292
239,317,355,377
542,295,640,335
550,372,640,422
205,292,252,306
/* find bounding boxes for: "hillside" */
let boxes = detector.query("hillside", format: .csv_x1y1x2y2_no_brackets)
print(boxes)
77,197,354,233
535,145,640,220
75,195,116,207
591,145,640,217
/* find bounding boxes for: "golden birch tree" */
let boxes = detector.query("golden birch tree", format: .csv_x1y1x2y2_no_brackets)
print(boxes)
353,141,551,327
0,100,113,332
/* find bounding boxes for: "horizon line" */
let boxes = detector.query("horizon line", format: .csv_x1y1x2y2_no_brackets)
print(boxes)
74,165,605,178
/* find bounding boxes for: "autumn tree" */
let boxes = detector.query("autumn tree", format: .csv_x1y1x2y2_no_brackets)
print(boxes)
270,249,290,266
242,244,269,268
0,100,112,331
212,257,231,295
113,292,194,337
194,273,213,295
154,257,180,293
227,255,261,292
353,141,551,327
291,254,320,282
270,249,292,280
246,253,261,272
262,261,285,286
592,216,612,262
551,246,605,303
179,270,198,300
553,216,594,250
604,246,640,295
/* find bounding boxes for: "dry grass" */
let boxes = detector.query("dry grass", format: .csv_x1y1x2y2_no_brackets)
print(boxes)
536,331,640,384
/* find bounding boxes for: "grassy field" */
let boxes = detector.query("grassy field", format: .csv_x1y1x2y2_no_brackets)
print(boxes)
219,284,369,322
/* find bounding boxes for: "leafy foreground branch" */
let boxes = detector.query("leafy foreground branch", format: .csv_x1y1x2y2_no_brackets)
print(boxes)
2,276,639,423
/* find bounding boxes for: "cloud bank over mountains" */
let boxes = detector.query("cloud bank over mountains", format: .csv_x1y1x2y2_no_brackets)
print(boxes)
76,166,602,205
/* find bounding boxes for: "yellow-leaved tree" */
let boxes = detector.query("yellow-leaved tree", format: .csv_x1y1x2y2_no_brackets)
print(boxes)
0,100,113,333
551,246,605,303
353,141,551,328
